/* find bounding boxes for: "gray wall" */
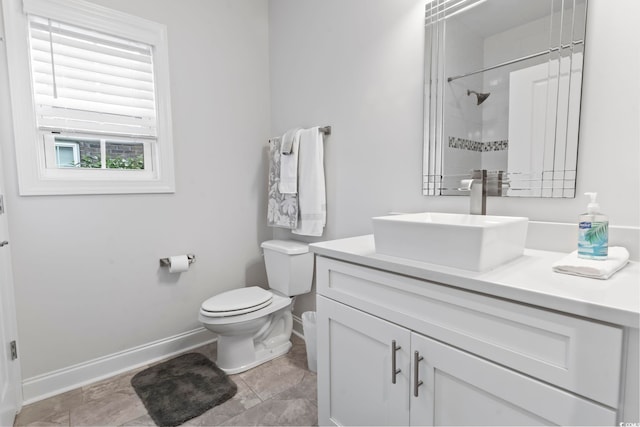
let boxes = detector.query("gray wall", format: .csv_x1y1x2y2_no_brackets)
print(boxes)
269,0,640,317
0,0,271,379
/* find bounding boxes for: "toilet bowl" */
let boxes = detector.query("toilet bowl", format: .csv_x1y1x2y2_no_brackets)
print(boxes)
199,240,314,374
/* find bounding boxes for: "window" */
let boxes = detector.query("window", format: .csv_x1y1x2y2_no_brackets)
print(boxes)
53,141,79,168
2,0,175,195
45,135,149,170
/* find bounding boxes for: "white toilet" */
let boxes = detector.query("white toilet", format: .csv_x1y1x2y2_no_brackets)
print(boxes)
198,240,314,374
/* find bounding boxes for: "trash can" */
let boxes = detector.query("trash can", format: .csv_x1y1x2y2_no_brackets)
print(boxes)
302,311,317,372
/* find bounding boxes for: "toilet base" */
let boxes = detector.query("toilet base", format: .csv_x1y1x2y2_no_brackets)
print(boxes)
201,292,295,374
216,339,292,374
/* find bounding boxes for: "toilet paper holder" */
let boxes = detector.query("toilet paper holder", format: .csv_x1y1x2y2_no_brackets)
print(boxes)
159,254,196,267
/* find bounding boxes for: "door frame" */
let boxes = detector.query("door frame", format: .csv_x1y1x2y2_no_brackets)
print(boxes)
0,1,23,419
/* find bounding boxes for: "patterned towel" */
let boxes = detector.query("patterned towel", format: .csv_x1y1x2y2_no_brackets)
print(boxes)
267,138,298,229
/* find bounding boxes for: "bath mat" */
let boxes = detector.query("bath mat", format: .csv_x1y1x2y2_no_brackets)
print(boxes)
131,352,237,426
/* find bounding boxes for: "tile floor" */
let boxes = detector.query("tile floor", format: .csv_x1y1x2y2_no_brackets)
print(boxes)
14,335,318,426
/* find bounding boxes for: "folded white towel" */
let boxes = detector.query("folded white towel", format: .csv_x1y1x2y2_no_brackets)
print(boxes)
293,127,326,237
280,128,300,155
552,247,630,279
278,129,301,194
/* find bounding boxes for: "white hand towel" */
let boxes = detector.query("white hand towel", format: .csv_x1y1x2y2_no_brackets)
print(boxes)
280,127,300,155
278,129,301,194
552,247,630,279
293,127,326,237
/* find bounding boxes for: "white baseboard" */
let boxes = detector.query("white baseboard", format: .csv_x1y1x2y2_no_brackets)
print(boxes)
22,327,216,405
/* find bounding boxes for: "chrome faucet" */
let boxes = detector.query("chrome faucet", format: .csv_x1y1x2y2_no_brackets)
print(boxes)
460,169,487,215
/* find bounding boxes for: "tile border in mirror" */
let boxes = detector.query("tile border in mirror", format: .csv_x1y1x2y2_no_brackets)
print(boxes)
448,137,508,152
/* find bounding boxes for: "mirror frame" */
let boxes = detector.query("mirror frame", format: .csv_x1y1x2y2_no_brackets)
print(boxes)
423,0,588,198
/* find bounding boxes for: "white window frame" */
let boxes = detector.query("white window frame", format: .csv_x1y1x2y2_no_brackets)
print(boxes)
51,140,80,168
2,0,175,195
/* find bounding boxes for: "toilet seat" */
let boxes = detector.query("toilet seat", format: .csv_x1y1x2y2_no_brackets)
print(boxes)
199,291,291,325
200,286,273,317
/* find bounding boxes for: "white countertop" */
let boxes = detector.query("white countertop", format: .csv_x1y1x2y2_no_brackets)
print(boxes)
310,235,640,328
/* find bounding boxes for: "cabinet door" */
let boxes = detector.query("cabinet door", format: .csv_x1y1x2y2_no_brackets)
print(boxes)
409,332,617,426
317,295,411,426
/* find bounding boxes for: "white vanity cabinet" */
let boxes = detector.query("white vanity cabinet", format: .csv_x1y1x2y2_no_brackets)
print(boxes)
316,295,411,426
315,254,631,426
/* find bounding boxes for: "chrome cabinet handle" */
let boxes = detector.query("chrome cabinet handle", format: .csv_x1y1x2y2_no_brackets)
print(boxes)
391,340,402,384
413,351,424,397
0,241,8,247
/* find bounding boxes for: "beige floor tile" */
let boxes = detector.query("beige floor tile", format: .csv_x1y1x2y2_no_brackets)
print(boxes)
119,413,156,426
228,376,264,411
239,355,307,401
273,371,317,404
287,336,312,371
14,389,82,426
69,391,147,426
16,410,69,427
15,335,317,427
220,398,318,426
82,366,147,404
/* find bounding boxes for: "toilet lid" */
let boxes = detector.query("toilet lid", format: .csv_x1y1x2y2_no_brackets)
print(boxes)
201,286,273,317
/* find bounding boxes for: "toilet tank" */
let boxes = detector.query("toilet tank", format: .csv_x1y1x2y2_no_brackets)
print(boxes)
260,240,314,296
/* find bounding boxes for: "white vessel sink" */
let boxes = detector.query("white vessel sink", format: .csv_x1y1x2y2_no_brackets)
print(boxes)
372,212,529,271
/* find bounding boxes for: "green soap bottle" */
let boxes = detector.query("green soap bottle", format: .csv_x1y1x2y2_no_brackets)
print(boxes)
578,192,608,260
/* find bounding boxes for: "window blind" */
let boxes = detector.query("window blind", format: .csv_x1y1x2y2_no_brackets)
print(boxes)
28,15,158,138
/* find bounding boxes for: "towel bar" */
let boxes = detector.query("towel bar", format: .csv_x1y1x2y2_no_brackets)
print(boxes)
269,125,331,144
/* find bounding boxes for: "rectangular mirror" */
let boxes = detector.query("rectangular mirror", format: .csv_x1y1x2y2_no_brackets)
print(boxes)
423,0,587,197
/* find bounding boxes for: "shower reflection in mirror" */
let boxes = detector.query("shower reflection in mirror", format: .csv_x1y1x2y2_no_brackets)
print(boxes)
423,0,587,198
467,89,490,105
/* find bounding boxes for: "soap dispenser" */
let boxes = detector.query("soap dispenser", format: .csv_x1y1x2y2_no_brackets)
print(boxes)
578,192,608,260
